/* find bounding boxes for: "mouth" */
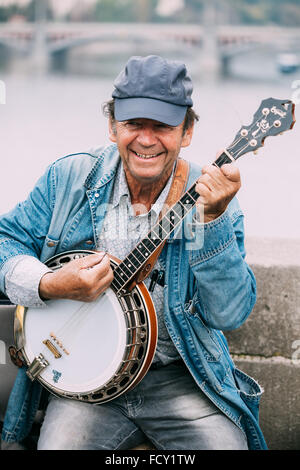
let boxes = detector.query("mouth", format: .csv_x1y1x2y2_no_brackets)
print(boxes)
130,149,164,160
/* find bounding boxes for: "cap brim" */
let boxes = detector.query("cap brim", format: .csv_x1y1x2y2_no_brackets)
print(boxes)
114,97,187,126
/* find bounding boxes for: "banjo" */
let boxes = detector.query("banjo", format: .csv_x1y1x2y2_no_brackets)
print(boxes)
12,98,295,404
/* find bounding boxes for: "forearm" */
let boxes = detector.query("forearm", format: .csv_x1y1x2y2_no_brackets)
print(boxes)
188,210,256,331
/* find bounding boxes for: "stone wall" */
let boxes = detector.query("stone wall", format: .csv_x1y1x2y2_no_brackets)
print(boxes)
225,237,300,450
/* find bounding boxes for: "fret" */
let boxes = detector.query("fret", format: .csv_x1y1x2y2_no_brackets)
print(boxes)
111,272,124,290
114,265,130,284
148,232,162,246
127,252,142,270
142,237,158,252
116,262,131,278
213,151,234,168
167,208,182,227
151,223,168,240
118,261,136,277
160,215,175,234
136,240,153,257
185,191,196,203
187,185,199,202
181,192,195,206
135,243,148,261
111,279,120,291
173,201,187,219
131,247,146,264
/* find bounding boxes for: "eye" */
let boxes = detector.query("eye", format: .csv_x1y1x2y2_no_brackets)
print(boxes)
125,121,141,128
155,123,174,130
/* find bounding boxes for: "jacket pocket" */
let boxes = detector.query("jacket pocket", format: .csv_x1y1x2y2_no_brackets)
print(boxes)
182,304,227,391
234,368,263,421
184,301,222,362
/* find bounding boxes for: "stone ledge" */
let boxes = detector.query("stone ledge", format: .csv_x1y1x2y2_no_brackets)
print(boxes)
226,237,300,358
231,357,300,450
244,236,300,267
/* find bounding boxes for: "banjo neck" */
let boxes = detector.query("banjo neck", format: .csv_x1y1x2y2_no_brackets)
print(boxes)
111,151,232,294
111,97,296,294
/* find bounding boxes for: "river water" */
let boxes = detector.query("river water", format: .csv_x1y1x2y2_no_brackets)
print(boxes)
0,49,299,240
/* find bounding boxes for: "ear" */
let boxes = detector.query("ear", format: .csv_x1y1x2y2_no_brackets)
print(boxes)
108,119,117,143
181,121,194,148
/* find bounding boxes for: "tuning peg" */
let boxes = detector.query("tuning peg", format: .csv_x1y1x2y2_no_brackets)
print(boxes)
253,150,259,155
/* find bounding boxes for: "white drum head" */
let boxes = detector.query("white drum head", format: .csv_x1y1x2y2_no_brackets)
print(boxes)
24,287,127,394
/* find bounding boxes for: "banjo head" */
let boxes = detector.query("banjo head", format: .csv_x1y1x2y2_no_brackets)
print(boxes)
15,250,157,404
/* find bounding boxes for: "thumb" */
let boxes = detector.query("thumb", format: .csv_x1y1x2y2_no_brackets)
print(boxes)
220,163,240,182
77,252,107,269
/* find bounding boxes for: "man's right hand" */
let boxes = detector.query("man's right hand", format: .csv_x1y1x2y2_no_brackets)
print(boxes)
39,252,114,302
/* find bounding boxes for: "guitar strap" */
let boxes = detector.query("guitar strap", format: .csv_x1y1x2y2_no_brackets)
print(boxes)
134,158,190,285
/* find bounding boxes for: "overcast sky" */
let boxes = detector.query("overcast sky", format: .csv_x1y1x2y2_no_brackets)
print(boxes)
1,0,185,17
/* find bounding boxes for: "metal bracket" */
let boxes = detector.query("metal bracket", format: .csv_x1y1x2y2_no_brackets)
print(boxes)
26,353,49,381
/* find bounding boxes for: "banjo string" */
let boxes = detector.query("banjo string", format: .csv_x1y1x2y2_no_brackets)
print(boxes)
51,300,98,350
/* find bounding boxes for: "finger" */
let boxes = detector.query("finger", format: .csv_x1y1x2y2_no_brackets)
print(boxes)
201,164,222,180
196,173,214,192
85,254,111,278
195,182,212,202
90,267,114,298
220,163,240,182
97,268,114,291
199,166,224,188
78,252,107,269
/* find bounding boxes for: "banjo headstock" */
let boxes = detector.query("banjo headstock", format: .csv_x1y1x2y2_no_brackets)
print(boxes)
226,98,296,160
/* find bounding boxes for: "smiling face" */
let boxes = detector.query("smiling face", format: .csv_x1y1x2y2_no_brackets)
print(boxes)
108,117,194,189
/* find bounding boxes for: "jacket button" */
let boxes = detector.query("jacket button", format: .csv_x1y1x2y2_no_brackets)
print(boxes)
47,241,55,247
86,240,93,245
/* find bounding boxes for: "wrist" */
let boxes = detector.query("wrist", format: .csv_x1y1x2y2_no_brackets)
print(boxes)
39,272,55,300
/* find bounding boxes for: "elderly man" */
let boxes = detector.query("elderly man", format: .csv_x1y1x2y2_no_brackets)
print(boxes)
0,55,266,450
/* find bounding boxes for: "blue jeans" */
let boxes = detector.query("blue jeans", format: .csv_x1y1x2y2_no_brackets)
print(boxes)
37,362,248,450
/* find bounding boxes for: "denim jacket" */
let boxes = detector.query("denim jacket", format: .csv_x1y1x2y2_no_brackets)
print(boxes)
0,144,267,450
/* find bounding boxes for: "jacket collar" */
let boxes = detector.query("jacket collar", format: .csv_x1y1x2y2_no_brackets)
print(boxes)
84,143,120,190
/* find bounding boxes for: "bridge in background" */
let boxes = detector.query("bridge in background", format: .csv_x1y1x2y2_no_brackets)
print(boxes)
0,22,299,76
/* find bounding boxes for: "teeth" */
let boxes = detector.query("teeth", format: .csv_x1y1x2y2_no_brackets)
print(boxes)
135,151,159,159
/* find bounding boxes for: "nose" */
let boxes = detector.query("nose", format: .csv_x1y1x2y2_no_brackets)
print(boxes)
136,125,157,148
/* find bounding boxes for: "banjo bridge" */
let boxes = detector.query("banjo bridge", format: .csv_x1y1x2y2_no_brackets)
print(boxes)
49,332,70,356
43,339,62,359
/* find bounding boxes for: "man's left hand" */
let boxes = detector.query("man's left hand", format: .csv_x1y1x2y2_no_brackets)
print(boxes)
195,163,241,223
